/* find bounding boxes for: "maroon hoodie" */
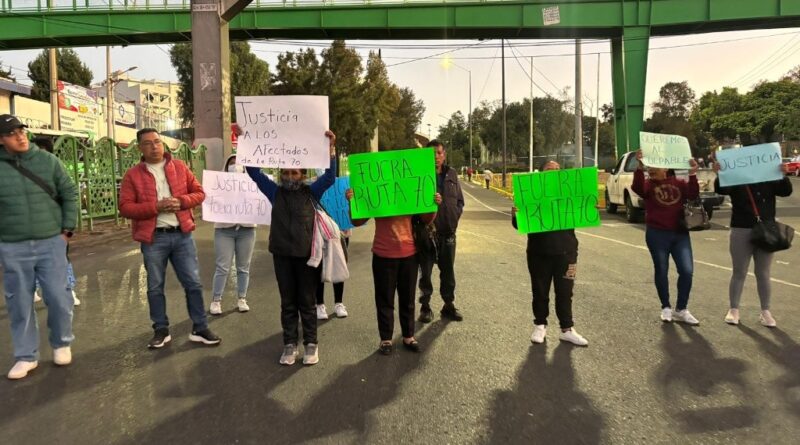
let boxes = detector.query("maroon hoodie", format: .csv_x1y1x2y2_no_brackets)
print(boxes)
632,169,699,231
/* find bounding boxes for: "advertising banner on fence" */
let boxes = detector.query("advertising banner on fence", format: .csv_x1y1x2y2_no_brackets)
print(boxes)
201,170,272,225
348,148,437,219
715,143,783,187
640,132,693,169
57,80,101,134
234,95,329,169
512,167,601,234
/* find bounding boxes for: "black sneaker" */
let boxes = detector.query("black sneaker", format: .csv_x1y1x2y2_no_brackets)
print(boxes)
418,305,433,323
189,329,222,346
440,304,464,322
148,329,172,349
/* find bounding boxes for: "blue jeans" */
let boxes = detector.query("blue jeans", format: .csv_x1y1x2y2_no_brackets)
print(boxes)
212,226,256,301
0,235,74,362
141,232,208,332
645,227,694,311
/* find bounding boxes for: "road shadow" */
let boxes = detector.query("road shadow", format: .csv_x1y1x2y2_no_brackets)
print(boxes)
738,325,800,418
484,343,606,444
656,323,757,432
125,320,447,445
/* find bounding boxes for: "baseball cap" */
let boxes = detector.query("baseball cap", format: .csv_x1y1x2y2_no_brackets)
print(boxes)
0,114,27,134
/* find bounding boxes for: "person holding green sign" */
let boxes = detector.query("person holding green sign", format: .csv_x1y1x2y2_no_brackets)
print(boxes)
245,130,337,366
345,188,437,355
511,160,588,347
632,149,700,325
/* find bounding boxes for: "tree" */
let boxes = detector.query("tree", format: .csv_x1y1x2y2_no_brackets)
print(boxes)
435,111,470,166
0,61,14,81
390,87,425,149
27,49,92,102
170,42,271,125
362,52,401,150
651,81,696,119
271,48,321,95
782,65,800,83
318,40,370,153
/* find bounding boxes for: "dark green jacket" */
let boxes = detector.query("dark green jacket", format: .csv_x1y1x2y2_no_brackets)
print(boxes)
0,144,79,242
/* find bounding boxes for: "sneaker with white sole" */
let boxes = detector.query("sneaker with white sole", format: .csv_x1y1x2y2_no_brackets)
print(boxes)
559,329,589,346
148,329,171,349
72,290,81,306
316,304,328,320
660,307,673,322
279,344,298,365
53,346,72,366
189,329,222,346
724,308,740,325
237,299,250,313
759,310,777,328
7,361,38,380
33,290,42,303
334,303,348,318
209,301,222,315
303,343,319,365
673,309,700,325
530,325,546,344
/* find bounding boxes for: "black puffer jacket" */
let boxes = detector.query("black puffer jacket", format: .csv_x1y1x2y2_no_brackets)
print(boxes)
269,186,315,257
715,177,793,228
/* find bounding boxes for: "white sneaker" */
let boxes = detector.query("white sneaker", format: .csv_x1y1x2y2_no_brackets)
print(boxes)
316,304,329,320
237,299,250,313
334,303,348,318
279,344,298,366
53,347,72,366
660,308,673,323
559,329,589,346
530,325,546,344
209,301,222,315
673,309,700,325
759,310,777,328
72,290,81,306
33,290,42,303
303,343,319,365
7,361,38,380
724,308,740,325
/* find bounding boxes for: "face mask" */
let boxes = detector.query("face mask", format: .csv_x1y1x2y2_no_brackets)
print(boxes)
226,164,237,173
280,177,303,191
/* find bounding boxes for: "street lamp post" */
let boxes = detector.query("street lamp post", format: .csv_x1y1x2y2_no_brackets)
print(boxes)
105,49,137,143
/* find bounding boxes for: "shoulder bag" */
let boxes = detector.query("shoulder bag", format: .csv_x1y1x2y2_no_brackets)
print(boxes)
745,186,794,252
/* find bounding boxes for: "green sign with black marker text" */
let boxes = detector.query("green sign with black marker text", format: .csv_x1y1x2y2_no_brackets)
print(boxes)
512,167,601,233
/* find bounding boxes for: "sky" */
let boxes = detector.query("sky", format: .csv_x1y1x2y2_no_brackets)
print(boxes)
2,27,800,136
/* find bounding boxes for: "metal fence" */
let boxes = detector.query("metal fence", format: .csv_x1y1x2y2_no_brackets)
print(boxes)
51,135,206,231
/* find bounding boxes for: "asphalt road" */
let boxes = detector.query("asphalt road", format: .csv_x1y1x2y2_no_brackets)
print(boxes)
1,177,799,445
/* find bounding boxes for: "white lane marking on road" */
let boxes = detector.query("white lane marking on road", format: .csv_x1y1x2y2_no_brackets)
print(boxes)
461,188,800,289
777,261,790,265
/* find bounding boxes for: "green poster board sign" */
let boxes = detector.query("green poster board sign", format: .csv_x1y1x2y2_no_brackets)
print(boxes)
349,148,437,219
512,167,601,233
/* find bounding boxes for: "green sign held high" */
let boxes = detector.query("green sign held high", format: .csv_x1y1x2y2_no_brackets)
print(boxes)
512,167,601,233
348,148,437,219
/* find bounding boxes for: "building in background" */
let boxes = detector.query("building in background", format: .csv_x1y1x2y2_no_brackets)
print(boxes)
94,76,181,135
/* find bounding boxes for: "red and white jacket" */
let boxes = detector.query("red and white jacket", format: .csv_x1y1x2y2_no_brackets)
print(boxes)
119,153,205,244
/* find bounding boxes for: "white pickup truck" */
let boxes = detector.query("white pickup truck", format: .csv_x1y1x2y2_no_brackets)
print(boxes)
604,151,724,223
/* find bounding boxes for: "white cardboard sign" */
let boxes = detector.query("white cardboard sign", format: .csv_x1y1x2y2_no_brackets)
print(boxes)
201,170,272,225
234,95,329,168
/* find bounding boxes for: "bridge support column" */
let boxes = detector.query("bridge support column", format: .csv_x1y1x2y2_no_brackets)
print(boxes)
611,25,650,157
191,0,251,171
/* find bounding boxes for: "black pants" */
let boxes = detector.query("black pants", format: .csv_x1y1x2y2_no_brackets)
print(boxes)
273,255,320,345
316,238,348,305
485,179,490,189
527,252,577,329
372,254,418,341
418,233,457,306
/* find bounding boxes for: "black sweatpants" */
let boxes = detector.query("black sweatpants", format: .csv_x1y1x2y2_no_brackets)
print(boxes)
372,254,418,341
273,255,320,345
527,252,577,329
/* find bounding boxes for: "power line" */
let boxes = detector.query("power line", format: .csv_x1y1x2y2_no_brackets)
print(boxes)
505,41,551,97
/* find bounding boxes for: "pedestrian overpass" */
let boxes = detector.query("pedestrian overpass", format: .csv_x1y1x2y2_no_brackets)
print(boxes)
2,0,800,155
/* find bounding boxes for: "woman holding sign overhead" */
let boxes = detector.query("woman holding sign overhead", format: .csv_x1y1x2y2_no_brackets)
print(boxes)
713,158,792,327
632,149,700,325
246,130,337,366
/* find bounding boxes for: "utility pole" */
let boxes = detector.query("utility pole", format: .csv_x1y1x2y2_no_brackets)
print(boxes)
106,47,114,142
529,57,534,172
594,53,601,168
468,69,472,170
501,39,507,187
49,49,59,130
575,39,583,168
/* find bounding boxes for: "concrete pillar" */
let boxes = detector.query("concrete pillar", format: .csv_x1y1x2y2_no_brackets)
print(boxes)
191,0,251,171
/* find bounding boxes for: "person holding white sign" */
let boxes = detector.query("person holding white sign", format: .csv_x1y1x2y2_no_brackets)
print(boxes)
209,155,257,316
632,149,701,325
713,160,793,327
245,130,337,366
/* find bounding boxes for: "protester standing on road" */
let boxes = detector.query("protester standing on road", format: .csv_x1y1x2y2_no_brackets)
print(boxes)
0,114,78,380
484,169,493,189
210,154,256,315
418,140,465,323
512,160,588,346
714,161,793,327
246,131,337,366
632,149,701,325
346,186,437,355
316,230,350,320
119,128,221,350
